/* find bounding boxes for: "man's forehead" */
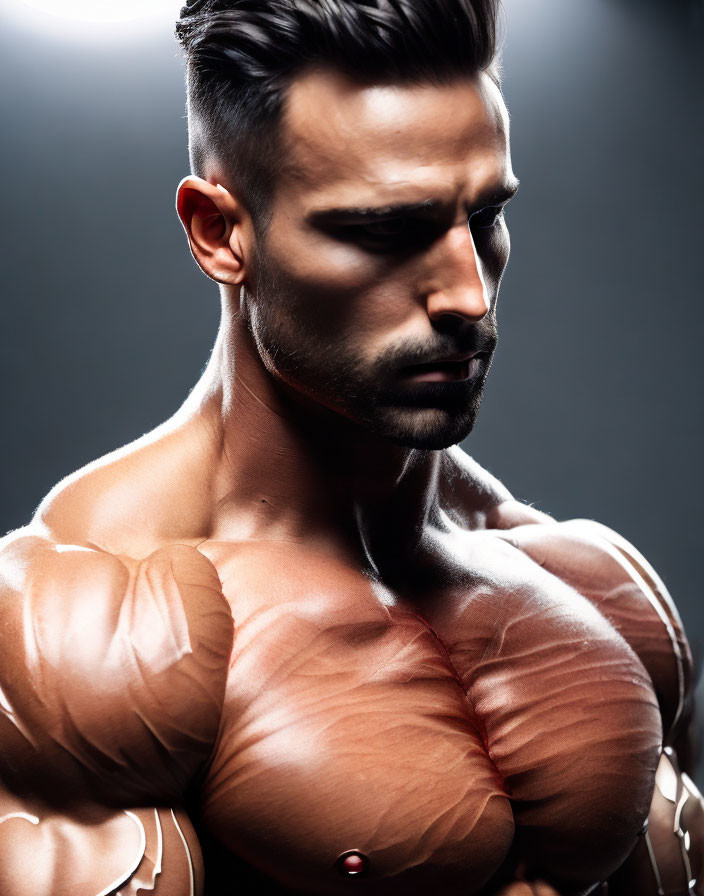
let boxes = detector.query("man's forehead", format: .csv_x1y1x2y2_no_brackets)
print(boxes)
280,70,509,201
278,68,511,206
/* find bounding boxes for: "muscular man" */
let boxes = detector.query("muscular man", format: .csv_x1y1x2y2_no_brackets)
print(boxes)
0,1,701,893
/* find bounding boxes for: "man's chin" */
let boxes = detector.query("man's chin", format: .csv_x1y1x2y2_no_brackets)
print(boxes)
366,405,481,451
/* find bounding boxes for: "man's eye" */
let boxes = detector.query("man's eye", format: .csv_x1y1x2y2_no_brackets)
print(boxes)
360,219,410,239
353,218,422,248
332,219,433,252
470,206,506,229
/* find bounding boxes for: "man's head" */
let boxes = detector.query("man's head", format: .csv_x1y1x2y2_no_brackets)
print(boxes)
176,1,516,449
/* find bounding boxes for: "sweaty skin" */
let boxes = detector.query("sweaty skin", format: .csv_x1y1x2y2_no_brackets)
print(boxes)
1,71,702,894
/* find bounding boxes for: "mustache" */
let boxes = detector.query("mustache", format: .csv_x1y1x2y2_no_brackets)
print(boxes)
378,326,498,370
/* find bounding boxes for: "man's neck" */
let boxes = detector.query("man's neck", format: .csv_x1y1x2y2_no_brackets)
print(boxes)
180,311,443,572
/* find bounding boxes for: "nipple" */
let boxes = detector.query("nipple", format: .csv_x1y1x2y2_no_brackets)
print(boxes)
337,850,368,877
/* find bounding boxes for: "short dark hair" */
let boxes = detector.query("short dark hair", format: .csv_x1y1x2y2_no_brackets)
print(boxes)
176,0,502,227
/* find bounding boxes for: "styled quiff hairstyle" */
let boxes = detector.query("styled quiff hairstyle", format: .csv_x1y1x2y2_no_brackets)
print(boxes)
176,0,501,227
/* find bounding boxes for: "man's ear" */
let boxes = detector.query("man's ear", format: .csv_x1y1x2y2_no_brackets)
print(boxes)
176,176,251,285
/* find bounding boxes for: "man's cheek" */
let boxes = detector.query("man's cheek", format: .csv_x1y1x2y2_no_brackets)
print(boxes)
267,226,402,294
269,276,368,342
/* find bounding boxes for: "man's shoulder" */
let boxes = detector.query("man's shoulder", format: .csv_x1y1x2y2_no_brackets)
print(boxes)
27,413,216,557
0,524,232,626
485,498,679,629
483,501,692,743
0,527,234,805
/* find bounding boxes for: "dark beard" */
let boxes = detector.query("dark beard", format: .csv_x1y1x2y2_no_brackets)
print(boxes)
245,240,497,450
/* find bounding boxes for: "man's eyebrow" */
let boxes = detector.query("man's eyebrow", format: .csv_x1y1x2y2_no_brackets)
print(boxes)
307,179,519,225
307,199,441,225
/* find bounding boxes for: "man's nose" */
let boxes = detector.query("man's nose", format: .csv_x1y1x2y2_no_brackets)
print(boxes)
423,223,490,324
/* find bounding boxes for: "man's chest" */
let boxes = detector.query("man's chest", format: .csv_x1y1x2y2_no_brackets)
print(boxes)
193,533,662,894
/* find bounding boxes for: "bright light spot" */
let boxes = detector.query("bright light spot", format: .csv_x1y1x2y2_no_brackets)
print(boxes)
19,0,179,23
5,0,182,42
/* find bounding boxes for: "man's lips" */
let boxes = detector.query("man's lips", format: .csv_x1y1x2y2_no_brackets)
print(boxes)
399,350,487,383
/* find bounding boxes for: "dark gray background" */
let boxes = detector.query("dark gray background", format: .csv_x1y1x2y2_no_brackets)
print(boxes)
1,1,703,772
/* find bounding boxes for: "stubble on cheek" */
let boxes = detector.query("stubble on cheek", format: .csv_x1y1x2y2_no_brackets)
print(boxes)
245,241,497,446
246,240,377,407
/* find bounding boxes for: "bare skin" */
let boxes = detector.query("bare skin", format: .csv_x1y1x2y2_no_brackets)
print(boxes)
1,71,702,895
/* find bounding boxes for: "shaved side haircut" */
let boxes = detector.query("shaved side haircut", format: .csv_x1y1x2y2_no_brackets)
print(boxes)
176,0,502,228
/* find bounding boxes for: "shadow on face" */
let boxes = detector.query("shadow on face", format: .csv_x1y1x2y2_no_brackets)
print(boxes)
244,69,518,450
